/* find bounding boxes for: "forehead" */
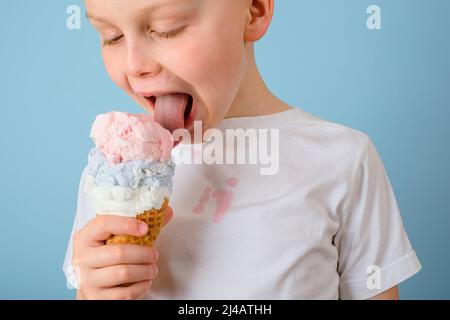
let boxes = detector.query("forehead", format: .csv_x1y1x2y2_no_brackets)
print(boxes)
85,0,203,26
85,0,198,15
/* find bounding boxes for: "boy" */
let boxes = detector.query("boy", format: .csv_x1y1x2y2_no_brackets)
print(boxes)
63,0,421,299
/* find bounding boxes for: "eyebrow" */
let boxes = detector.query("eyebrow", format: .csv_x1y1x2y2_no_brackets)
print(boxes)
86,0,194,24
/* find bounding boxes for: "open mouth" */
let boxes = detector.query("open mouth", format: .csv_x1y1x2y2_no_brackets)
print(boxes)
184,94,193,121
145,96,157,109
144,93,196,132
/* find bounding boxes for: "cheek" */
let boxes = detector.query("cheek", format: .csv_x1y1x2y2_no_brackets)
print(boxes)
102,50,128,91
173,17,247,121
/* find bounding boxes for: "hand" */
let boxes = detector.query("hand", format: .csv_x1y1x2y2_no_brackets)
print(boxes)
72,206,173,300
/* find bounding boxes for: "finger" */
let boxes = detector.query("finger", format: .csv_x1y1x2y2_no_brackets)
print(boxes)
88,264,158,288
83,245,159,268
163,206,173,226
96,280,152,300
79,215,149,246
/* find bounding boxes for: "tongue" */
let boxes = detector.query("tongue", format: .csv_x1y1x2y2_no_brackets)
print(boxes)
154,93,190,133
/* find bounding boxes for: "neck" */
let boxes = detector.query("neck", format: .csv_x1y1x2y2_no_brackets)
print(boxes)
225,45,292,119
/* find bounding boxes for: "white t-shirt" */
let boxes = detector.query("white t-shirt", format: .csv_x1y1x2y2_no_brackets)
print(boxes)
63,107,421,299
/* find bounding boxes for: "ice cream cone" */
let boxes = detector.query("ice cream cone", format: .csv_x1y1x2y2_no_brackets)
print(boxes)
105,198,169,247
86,112,176,249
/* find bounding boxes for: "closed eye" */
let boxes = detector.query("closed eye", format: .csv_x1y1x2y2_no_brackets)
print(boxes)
103,34,123,46
101,26,185,47
151,26,185,40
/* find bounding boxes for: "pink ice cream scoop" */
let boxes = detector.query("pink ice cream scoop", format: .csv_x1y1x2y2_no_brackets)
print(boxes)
90,111,174,164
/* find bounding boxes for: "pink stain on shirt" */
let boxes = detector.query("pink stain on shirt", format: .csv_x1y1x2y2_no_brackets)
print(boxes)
190,177,239,222
211,190,234,223
226,177,239,188
191,187,212,215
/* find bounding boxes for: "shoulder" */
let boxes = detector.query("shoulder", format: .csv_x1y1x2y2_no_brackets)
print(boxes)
293,109,370,146
282,108,373,168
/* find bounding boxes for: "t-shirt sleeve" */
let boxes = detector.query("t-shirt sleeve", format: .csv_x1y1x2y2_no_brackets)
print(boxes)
335,135,421,300
62,166,96,290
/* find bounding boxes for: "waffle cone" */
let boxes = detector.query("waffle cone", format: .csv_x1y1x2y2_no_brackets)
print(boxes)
105,198,169,247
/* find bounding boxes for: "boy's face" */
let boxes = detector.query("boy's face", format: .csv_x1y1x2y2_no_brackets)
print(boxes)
86,0,251,136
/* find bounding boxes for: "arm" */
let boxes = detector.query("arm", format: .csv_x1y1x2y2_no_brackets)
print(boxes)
368,286,399,300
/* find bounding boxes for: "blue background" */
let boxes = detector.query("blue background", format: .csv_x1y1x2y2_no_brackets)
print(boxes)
0,0,449,299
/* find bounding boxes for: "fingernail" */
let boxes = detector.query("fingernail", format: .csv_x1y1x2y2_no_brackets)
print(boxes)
138,223,148,234
154,250,159,260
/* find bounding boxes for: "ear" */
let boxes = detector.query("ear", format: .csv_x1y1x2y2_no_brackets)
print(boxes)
244,0,274,42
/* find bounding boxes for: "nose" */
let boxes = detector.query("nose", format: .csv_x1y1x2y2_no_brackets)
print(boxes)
126,42,161,78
